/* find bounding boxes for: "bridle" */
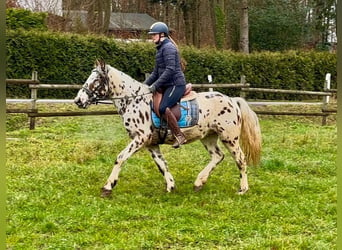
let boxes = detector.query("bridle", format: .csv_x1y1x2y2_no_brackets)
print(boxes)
82,69,110,105
83,69,152,105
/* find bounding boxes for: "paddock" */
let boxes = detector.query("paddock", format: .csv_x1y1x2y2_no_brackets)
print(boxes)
6,102,337,249
5,70,337,248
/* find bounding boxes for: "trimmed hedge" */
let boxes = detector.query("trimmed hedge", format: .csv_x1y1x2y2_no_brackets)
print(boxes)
6,29,336,100
182,48,336,100
6,8,48,31
6,30,156,98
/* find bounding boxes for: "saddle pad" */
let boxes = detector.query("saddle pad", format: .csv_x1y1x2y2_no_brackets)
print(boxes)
152,99,199,128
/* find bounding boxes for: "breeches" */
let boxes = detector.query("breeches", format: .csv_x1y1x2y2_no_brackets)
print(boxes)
159,85,186,115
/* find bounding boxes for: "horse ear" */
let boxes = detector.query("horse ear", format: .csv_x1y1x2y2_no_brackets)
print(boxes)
100,60,106,72
96,58,106,71
95,58,106,68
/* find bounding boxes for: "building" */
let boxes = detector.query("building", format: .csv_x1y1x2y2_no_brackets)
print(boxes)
64,11,159,38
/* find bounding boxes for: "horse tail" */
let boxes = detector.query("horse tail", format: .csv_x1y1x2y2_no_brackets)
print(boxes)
233,97,262,166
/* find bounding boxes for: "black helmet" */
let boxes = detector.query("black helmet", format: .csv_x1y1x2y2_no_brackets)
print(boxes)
148,22,169,36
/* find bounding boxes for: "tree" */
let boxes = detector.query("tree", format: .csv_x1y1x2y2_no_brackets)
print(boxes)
85,0,111,34
248,0,307,51
62,0,111,34
6,0,20,8
210,0,226,49
239,0,249,53
309,0,337,49
16,0,63,15
16,0,336,51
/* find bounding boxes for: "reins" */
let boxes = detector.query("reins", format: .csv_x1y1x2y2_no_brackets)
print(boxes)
92,91,152,105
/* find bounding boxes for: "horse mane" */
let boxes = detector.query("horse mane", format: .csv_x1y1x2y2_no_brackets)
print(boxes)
106,64,144,86
103,63,148,99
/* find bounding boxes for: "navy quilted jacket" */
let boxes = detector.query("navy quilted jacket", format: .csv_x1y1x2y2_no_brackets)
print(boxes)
145,38,186,90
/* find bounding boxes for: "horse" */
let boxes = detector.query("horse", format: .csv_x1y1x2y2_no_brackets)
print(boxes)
74,59,262,197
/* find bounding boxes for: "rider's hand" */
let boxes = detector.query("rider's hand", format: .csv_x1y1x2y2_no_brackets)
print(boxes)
148,84,157,93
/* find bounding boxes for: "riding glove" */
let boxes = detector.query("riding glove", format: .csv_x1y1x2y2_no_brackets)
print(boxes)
148,84,157,93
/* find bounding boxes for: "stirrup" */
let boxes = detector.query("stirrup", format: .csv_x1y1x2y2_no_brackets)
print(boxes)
172,134,187,148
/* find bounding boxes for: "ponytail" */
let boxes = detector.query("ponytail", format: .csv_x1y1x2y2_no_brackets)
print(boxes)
168,35,187,72
168,36,179,50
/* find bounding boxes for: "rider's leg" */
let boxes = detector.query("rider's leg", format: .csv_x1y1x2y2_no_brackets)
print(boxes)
159,85,187,148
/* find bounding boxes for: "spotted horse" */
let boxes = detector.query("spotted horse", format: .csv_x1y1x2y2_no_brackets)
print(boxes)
74,59,262,197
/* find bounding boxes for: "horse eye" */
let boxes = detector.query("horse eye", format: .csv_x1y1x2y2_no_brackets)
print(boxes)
89,83,95,91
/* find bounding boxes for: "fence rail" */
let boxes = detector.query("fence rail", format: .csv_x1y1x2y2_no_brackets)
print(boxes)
241,87,333,96
6,72,336,129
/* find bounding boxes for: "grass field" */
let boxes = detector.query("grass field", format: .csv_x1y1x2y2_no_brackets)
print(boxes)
6,103,336,249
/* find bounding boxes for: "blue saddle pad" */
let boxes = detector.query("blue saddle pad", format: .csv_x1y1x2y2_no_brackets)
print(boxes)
152,99,199,128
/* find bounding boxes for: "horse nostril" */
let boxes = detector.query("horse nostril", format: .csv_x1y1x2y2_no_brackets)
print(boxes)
74,98,81,106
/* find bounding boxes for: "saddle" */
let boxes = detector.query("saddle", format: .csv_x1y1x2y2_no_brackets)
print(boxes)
152,83,197,120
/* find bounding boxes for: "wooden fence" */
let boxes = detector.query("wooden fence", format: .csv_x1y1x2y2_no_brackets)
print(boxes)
6,72,337,129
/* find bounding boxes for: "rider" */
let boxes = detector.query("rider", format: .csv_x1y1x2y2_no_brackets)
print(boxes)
144,21,187,148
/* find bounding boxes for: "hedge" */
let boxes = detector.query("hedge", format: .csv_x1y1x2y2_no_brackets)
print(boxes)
6,29,336,100
6,8,48,31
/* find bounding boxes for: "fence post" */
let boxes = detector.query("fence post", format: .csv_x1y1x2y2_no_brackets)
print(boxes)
29,71,38,130
240,75,246,98
207,75,213,91
321,73,331,126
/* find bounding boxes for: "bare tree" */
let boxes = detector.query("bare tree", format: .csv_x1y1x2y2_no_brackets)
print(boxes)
6,0,20,8
239,0,249,53
17,0,63,15
84,0,111,34
18,0,334,51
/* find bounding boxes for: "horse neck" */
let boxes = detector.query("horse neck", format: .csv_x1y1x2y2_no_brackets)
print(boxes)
108,67,147,98
107,67,151,114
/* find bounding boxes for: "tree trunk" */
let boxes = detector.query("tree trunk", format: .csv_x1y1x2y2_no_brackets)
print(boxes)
102,0,111,34
180,0,194,45
239,0,249,53
85,0,111,34
193,0,200,47
211,0,226,49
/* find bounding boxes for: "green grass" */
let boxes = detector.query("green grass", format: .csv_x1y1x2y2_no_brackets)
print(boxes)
6,104,336,249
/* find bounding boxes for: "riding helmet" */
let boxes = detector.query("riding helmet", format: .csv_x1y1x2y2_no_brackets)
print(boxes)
148,22,169,36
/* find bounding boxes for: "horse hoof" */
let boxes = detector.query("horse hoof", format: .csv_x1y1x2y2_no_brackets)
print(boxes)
194,185,203,192
238,188,248,195
101,188,112,198
166,185,176,192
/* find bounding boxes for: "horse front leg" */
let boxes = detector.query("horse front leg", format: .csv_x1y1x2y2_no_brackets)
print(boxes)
147,145,175,192
101,137,146,197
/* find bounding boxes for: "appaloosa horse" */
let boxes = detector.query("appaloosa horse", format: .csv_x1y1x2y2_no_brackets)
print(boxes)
74,59,261,197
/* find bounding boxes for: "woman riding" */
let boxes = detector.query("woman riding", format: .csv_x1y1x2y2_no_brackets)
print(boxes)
144,22,187,148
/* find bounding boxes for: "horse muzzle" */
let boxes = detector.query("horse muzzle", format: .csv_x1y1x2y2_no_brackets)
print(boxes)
74,97,89,109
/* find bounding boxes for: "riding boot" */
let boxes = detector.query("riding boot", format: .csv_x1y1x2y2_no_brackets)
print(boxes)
164,108,187,148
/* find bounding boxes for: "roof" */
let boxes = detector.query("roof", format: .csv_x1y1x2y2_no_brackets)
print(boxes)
64,11,159,31
109,13,158,31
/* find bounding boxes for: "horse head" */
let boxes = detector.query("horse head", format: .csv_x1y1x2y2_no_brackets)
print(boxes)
74,59,110,109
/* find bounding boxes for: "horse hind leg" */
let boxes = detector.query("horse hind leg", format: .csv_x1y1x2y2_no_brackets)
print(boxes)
194,134,224,191
221,136,249,195
147,145,175,192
